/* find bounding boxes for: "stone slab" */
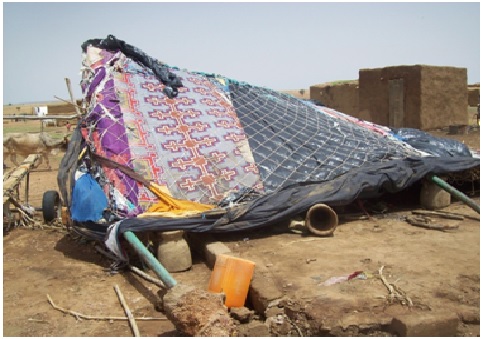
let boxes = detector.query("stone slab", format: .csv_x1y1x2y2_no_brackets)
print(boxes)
390,312,459,337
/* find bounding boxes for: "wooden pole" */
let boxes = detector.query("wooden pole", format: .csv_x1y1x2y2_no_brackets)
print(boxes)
64,78,82,116
129,265,166,289
114,285,140,337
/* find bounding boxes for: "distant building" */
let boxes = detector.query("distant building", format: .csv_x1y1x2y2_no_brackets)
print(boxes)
468,83,479,107
309,81,359,116
359,65,467,130
310,65,470,130
34,106,48,117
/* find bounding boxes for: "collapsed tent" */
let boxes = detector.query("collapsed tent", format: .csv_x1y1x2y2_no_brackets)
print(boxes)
58,35,479,242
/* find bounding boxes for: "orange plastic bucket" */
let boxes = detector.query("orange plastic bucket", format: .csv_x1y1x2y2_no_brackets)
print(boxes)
208,254,255,307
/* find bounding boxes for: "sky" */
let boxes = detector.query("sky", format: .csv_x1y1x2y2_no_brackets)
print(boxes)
2,1,480,105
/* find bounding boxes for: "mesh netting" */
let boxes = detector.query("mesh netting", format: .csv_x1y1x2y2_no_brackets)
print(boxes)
229,84,425,190
76,36,458,221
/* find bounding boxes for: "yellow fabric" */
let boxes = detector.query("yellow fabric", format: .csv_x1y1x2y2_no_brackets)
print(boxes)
144,182,215,215
137,211,203,219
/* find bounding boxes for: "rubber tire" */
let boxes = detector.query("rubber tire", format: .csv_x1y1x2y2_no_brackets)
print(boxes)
42,190,60,223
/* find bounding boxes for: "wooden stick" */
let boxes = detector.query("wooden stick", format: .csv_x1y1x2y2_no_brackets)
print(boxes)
378,266,394,297
288,317,304,337
64,78,82,116
53,95,84,110
129,265,166,289
412,210,464,220
408,221,459,231
28,318,47,323
406,217,459,232
413,209,479,221
378,266,413,307
94,245,166,289
94,245,120,261
5,195,39,228
47,294,166,321
114,285,140,337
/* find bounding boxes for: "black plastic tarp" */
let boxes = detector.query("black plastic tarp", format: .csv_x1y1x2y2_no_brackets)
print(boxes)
115,156,479,235
391,128,473,157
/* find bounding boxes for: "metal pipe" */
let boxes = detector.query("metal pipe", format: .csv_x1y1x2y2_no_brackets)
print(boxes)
305,204,339,236
123,231,177,289
429,174,480,214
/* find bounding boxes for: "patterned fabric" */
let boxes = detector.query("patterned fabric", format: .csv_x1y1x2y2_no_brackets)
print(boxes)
119,62,262,206
81,47,262,216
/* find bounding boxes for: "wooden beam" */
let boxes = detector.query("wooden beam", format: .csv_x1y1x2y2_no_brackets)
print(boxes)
3,154,40,198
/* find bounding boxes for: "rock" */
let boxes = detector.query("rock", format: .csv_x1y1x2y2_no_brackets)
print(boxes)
249,265,284,314
459,309,480,324
390,312,459,337
205,242,232,268
162,284,236,336
246,321,271,337
420,180,451,210
230,306,254,324
265,304,284,318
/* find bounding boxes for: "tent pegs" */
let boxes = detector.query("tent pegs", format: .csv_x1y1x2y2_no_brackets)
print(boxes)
428,174,480,214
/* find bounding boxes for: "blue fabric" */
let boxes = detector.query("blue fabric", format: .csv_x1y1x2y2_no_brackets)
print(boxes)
71,173,108,222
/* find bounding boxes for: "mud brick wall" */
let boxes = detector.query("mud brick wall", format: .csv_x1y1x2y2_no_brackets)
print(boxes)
419,66,467,128
46,103,78,115
3,101,81,116
357,68,384,123
3,104,36,115
359,65,423,127
468,86,480,107
359,65,467,130
309,82,359,116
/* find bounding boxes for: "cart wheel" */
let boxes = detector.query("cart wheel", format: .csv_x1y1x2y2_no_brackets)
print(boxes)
42,191,62,223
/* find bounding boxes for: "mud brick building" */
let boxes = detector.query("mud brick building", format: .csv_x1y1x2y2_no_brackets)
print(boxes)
310,65,469,130
468,84,480,107
359,65,468,130
309,81,359,117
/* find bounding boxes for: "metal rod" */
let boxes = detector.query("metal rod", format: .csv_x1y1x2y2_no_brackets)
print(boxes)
429,174,480,214
123,231,177,289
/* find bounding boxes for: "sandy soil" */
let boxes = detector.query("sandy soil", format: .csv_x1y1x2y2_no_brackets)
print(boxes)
2,121,480,336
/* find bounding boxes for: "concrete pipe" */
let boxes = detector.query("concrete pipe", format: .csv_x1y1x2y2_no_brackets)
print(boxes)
305,204,338,236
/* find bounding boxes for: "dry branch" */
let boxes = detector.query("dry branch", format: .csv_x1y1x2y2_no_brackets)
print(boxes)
413,209,479,221
53,95,84,110
378,266,413,307
64,78,82,116
93,246,166,289
412,210,464,220
406,216,459,232
47,294,167,322
114,284,140,337
129,265,167,289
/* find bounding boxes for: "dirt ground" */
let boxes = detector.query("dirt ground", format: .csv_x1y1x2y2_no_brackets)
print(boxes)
2,121,480,336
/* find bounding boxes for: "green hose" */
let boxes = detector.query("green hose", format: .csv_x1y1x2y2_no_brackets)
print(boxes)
123,231,177,288
429,175,480,214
